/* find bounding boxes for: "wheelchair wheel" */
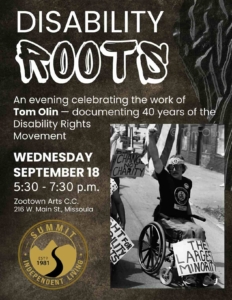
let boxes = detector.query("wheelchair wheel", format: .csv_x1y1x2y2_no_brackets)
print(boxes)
138,222,166,275
159,268,173,285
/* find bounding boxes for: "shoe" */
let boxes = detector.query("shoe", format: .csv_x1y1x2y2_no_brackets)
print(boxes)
183,275,197,287
202,275,215,287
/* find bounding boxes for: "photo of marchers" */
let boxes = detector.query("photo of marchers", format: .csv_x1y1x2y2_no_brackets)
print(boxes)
110,124,224,289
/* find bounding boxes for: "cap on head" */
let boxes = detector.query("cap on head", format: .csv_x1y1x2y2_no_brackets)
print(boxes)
167,155,187,174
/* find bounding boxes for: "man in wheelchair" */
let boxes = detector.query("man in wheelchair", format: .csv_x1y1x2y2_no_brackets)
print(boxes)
148,128,215,287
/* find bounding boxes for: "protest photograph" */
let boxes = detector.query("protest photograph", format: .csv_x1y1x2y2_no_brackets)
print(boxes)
110,124,224,289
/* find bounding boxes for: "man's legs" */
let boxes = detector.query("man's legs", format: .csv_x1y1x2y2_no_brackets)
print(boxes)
159,217,205,240
159,217,214,286
183,220,206,241
158,218,197,286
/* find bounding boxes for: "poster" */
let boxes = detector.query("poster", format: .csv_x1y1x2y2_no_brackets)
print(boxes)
173,239,217,276
110,217,134,265
111,150,145,177
0,0,230,298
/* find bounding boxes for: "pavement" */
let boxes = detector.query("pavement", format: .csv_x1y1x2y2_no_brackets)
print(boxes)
112,163,225,289
184,163,224,210
182,163,224,287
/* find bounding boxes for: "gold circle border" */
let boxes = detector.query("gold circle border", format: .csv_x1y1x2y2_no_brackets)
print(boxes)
18,219,88,290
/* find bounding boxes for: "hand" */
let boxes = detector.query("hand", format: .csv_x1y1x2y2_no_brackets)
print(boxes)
148,125,158,135
118,219,125,231
148,126,158,144
121,223,125,231
111,131,120,142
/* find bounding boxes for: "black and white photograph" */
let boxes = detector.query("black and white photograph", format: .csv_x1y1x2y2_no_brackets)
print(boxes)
110,124,224,289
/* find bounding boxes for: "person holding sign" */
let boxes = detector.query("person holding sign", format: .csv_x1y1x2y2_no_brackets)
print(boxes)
110,178,127,271
110,126,125,229
110,178,126,231
148,127,215,287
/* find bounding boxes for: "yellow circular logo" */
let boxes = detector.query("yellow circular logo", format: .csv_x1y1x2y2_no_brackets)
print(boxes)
18,220,88,290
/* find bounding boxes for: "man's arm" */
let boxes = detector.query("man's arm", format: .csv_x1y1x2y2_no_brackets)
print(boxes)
187,181,194,221
187,202,195,223
148,129,163,174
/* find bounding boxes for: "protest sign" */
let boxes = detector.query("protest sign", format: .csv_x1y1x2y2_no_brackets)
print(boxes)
110,217,134,265
173,239,216,276
111,152,145,178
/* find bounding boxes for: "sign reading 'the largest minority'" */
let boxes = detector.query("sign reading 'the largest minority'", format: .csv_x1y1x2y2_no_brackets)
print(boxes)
173,239,216,276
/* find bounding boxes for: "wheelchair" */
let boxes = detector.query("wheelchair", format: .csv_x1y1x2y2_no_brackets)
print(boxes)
138,204,217,286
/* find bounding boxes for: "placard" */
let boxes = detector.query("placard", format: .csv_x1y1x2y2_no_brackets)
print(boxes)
111,153,145,177
110,217,134,265
173,239,216,276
